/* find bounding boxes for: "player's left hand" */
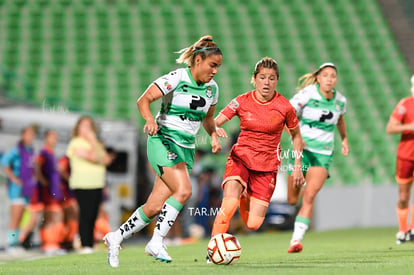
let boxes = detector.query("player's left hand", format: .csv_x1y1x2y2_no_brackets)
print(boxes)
216,127,228,138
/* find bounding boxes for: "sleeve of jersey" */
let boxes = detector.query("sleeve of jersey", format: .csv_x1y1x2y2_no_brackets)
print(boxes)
289,90,309,117
35,154,45,165
0,146,18,167
153,69,181,95
341,96,347,115
286,104,300,129
390,99,406,122
212,83,219,106
220,97,239,121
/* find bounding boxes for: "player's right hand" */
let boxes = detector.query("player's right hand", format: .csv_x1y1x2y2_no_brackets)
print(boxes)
291,167,305,188
143,120,158,136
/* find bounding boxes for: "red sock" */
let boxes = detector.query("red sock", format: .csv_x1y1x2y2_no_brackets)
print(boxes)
396,207,409,233
409,204,414,229
41,222,64,250
211,197,239,237
94,216,111,241
239,195,249,225
65,219,78,243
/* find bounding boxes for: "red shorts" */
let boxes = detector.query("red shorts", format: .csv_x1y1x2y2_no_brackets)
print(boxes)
222,155,277,207
396,158,414,184
29,185,61,212
61,181,75,200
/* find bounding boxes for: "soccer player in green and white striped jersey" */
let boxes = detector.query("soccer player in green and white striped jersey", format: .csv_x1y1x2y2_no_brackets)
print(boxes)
286,63,349,253
104,35,223,267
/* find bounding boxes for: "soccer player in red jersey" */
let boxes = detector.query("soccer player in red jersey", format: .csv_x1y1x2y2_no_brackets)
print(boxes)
210,57,305,238
386,75,414,244
20,130,66,255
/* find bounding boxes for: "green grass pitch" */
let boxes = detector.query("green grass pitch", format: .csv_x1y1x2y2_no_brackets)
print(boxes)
1,227,412,275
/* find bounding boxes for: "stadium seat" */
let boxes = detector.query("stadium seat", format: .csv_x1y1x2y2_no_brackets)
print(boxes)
0,0,411,184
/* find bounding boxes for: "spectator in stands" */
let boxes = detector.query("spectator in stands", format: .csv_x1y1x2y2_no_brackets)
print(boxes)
0,125,36,255
386,74,414,244
103,35,222,267
66,116,113,254
286,63,349,253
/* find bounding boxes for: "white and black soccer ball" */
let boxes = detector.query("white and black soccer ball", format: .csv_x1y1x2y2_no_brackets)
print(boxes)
207,233,241,265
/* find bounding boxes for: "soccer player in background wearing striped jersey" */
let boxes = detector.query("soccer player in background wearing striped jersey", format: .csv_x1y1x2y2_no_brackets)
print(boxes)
104,35,223,267
386,74,414,244
209,57,305,242
287,63,349,253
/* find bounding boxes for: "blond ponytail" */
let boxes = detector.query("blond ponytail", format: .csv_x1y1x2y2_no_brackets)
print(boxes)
176,35,222,66
297,62,337,91
297,70,319,90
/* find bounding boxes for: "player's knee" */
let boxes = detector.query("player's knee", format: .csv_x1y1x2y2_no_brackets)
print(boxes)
246,216,264,231
175,189,192,204
398,199,409,209
303,193,317,205
287,196,299,205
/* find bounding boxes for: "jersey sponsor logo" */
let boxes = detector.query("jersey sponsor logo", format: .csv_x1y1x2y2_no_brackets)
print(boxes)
335,102,341,112
179,112,201,122
163,81,172,91
319,110,333,122
189,95,206,110
398,105,406,115
206,86,213,98
228,99,239,110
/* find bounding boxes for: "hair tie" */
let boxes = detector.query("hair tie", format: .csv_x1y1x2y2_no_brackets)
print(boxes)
194,47,219,53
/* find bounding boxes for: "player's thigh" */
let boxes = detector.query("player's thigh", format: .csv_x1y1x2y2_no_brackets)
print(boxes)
223,180,244,199
147,135,194,178
396,158,414,185
247,171,277,208
248,201,268,218
221,155,249,198
303,166,328,199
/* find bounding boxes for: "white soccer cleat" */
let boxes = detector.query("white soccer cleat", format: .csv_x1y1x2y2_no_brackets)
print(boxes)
395,231,409,245
6,246,28,257
206,254,212,264
145,241,172,263
103,232,122,268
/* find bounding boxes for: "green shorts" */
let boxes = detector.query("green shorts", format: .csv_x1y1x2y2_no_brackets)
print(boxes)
288,149,333,176
147,134,195,177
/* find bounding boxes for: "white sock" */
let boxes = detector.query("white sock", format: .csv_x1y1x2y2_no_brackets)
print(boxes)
150,196,183,244
115,206,151,241
291,221,309,244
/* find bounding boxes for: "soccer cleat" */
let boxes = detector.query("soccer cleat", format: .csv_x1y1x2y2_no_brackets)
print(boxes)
44,248,67,256
395,231,409,245
145,242,172,263
288,240,303,253
407,229,414,242
103,232,122,268
6,246,28,257
206,254,212,264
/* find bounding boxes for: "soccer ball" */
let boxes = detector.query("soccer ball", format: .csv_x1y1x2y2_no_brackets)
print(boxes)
207,233,241,265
